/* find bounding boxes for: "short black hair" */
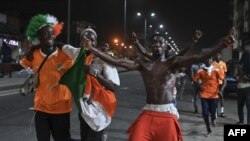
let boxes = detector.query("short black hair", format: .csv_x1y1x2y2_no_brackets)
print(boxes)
150,33,166,40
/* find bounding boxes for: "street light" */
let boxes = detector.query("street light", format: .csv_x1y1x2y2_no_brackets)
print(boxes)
67,0,71,44
159,24,164,29
114,39,119,44
136,12,156,46
153,24,166,34
124,0,127,43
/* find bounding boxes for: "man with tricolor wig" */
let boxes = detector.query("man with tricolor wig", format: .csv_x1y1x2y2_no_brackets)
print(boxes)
20,14,74,141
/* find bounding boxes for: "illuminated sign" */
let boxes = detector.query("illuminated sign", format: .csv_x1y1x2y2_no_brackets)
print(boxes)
3,39,19,46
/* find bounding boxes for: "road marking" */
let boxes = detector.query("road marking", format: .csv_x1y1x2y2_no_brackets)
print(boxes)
120,87,128,90
0,92,19,97
0,89,19,97
28,107,34,110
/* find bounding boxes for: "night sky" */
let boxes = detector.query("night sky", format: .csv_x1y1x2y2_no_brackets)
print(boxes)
1,0,232,51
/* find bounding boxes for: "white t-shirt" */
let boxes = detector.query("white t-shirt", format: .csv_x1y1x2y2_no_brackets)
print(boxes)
102,61,120,86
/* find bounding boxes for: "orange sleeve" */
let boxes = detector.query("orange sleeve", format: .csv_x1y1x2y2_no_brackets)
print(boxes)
19,57,33,69
216,70,224,80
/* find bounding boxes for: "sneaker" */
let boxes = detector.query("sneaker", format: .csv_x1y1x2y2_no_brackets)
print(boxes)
191,98,194,102
215,109,218,119
212,120,217,127
102,132,108,141
220,113,226,118
204,132,212,137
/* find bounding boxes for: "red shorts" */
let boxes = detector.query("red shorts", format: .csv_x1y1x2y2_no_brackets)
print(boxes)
127,110,183,141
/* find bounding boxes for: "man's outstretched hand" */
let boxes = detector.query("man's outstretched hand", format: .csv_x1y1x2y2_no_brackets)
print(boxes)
192,30,203,43
228,26,235,37
131,32,139,43
195,30,203,39
223,26,236,48
80,37,92,50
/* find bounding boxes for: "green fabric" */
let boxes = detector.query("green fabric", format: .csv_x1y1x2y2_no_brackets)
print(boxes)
59,48,86,112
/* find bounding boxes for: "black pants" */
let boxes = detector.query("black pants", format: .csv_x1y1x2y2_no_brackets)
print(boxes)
237,87,250,125
176,77,187,99
191,81,200,112
218,80,227,108
35,111,71,141
78,113,104,141
201,98,218,133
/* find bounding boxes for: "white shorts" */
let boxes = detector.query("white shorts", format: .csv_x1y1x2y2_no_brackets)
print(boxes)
142,103,179,119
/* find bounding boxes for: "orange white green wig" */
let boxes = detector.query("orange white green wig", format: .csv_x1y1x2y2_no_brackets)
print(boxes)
26,14,63,45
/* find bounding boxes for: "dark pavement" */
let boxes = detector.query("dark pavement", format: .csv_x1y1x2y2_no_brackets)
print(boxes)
0,70,245,141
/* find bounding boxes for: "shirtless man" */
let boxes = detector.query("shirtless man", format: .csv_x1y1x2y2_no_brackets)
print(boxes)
131,30,202,105
82,29,234,141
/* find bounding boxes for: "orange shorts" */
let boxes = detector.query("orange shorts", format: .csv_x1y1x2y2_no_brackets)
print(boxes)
127,110,183,141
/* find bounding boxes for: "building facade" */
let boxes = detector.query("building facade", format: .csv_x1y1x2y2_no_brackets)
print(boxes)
0,12,22,64
231,0,250,59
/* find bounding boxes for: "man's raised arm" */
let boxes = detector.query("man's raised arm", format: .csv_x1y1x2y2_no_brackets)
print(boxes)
172,28,235,69
177,30,203,56
83,38,139,70
132,32,153,59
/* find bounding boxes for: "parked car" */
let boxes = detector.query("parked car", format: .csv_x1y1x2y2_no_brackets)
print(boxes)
224,60,240,97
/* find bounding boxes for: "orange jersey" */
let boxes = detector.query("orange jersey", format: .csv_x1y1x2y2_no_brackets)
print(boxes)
20,48,74,114
193,68,224,99
212,61,227,84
